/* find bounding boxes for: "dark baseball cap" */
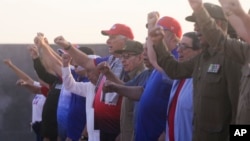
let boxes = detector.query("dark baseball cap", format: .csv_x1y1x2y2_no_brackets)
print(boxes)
115,40,143,54
185,3,227,22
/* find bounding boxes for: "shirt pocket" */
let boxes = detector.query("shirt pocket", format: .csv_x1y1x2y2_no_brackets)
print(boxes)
203,74,222,98
205,74,221,83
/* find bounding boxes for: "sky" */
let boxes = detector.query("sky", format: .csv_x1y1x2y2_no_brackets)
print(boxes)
0,0,249,44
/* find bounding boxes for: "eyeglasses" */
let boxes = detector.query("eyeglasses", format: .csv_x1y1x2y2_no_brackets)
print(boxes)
119,53,138,60
177,43,193,50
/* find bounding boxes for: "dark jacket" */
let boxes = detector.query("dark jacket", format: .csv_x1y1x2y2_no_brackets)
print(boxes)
195,5,250,125
153,42,241,141
33,58,61,140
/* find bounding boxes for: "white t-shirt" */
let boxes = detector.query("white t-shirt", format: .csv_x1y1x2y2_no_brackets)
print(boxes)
62,67,100,141
32,94,46,123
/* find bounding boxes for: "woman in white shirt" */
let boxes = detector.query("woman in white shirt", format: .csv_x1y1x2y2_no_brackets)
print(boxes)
61,54,100,141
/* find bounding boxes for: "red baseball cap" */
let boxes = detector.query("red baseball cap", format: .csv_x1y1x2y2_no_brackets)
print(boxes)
157,16,182,39
101,23,134,40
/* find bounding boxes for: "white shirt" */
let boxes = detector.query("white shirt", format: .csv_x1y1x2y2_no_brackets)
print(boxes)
32,94,46,123
62,67,100,141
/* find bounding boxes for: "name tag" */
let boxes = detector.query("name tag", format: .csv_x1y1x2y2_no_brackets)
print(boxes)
207,64,220,73
55,84,62,89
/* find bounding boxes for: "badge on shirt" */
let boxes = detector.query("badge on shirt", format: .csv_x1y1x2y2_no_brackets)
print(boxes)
55,84,62,89
207,64,220,73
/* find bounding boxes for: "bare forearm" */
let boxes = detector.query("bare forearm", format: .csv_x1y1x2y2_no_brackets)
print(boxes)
105,72,124,85
7,63,33,81
113,85,143,101
240,13,250,43
38,44,62,76
228,14,250,43
50,47,62,62
24,85,41,94
65,46,95,70
147,40,164,72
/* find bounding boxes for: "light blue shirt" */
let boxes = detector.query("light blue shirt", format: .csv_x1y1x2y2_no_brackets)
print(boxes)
57,85,72,140
166,78,193,141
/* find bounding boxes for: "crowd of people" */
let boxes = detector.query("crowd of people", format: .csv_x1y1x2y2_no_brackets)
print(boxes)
4,0,250,141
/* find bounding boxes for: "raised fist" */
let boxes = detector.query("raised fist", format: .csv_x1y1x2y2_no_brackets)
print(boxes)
54,36,70,49
147,11,160,29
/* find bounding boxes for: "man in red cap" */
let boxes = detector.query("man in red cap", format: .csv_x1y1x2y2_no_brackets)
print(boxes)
54,23,134,141
149,2,242,141
156,16,182,57
147,13,182,72
101,24,134,40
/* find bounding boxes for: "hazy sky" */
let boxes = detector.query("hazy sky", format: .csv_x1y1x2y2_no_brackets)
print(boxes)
0,0,249,44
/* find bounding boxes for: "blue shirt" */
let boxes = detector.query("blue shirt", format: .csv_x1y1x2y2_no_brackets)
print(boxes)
135,69,173,141
171,47,178,59
95,56,109,64
67,69,88,140
125,69,153,87
57,69,75,140
165,79,193,141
